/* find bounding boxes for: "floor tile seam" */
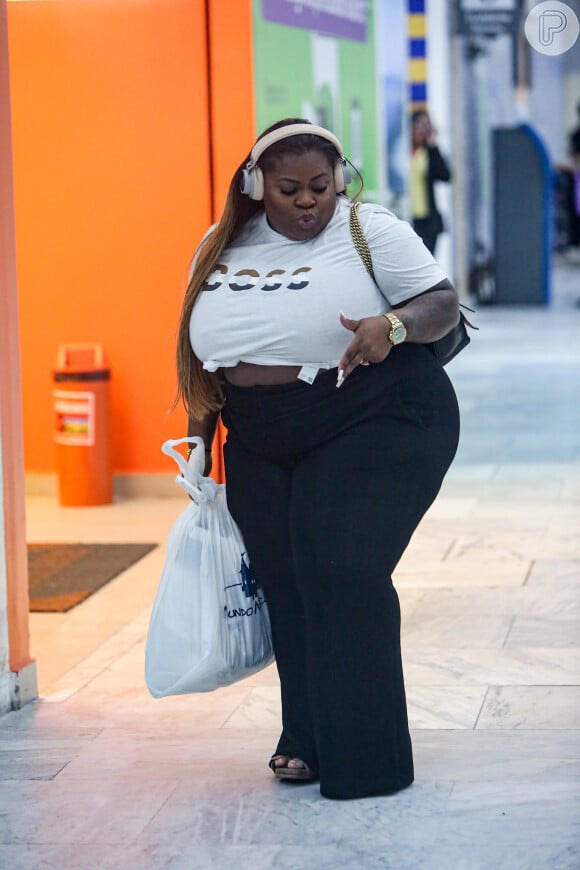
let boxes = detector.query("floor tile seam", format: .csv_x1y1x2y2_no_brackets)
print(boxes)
411,726,580,736
405,674,580,689
407,608,580,623
0,715,103,734
403,657,580,667
72,725,282,740
395,583,530,592
474,726,580,732
483,682,580,688
406,683,580,692
0,742,99,757
48,620,145,672
35,612,141,642
0,837,154,847
127,786,183,848
441,537,457,561
471,684,492,731
405,671,580,680
40,670,107,703
404,644,580,652
397,563,579,578
406,681,490,691
501,614,517,649
0,764,71,782
435,771,580,781
35,760,72,782
54,608,150,673
219,688,261,729
40,620,150,699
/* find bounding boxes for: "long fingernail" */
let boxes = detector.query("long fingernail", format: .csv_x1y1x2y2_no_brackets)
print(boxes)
336,369,344,388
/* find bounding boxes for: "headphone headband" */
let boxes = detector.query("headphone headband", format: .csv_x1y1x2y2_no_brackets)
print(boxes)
240,122,350,200
248,123,344,168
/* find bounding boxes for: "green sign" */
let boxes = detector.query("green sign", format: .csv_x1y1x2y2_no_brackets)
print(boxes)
252,0,380,198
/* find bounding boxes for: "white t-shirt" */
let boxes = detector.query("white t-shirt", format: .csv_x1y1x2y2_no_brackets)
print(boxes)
189,197,446,373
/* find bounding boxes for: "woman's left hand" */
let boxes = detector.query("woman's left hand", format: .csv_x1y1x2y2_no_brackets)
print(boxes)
337,313,391,385
336,283,460,387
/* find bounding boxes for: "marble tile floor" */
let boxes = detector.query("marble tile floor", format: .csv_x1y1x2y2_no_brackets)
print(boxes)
1,264,580,869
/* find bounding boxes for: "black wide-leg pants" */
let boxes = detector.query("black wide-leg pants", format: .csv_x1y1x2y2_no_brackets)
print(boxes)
221,345,460,800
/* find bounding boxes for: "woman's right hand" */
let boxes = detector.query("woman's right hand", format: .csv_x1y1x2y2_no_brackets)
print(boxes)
187,411,219,476
184,444,213,500
187,443,213,478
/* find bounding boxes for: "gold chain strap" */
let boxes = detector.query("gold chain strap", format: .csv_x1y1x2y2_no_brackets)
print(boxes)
349,201,376,283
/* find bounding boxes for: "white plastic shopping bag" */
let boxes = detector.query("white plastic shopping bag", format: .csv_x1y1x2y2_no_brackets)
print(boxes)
145,437,274,697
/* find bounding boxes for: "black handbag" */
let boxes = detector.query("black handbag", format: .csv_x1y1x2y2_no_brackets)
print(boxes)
349,202,476,366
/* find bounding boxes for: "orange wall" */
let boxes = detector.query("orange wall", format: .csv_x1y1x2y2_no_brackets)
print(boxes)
8,0,255,475
208,0,256,216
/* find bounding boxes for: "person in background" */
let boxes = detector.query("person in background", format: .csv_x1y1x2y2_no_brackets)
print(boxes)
176,118,460,800
410,109,451,255
554,102,580,261
567,101,580,252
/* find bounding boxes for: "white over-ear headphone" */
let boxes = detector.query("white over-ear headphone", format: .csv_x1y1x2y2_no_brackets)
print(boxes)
240,123,352,201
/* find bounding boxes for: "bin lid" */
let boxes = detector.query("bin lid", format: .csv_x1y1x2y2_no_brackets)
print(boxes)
54,344,110,378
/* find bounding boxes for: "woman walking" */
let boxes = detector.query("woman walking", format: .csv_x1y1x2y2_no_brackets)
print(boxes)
175,119,460,799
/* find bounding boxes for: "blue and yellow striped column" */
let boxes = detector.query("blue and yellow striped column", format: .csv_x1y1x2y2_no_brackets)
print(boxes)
408,0,427,111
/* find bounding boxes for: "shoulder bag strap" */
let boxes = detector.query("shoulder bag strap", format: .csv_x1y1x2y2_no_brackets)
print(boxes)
349,200,477,325
349,201,476,366
349,202,376,283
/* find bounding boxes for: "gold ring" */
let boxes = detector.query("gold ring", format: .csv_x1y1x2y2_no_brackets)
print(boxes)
359,358,370,366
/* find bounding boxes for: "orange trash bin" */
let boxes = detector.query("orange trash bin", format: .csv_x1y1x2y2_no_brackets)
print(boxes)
53,344,113,506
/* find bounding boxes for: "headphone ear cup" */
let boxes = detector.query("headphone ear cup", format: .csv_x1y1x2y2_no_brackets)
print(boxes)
240,169,253,196
240,167,252,196
251,166,264,200
240,165,264,200
334,157,351,192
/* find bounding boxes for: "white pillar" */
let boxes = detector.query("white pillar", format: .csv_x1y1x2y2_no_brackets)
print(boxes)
0,430,11,714
426,0,454,282
0,0,37,712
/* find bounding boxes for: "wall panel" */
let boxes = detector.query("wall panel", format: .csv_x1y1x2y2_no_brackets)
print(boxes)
9,0,212,473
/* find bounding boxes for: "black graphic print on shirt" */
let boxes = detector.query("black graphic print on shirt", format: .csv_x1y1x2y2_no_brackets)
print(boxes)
203,265,312,292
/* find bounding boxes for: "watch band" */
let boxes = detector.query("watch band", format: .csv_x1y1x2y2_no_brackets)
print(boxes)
383,312,407,345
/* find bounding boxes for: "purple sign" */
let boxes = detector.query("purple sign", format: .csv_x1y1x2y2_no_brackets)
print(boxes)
262,0,368,43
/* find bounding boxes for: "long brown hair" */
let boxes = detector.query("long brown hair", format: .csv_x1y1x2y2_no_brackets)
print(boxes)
175,118,344,420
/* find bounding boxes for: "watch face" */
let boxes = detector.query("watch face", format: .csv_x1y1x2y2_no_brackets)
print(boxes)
392,325,406,343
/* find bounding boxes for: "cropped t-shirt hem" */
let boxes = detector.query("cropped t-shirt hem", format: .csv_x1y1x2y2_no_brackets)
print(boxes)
202,359,338,372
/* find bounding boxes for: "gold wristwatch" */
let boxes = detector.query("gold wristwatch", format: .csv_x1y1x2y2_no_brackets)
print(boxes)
384,312,407,346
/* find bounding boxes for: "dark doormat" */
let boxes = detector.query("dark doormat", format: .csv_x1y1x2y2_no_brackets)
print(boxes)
27,543,157,612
